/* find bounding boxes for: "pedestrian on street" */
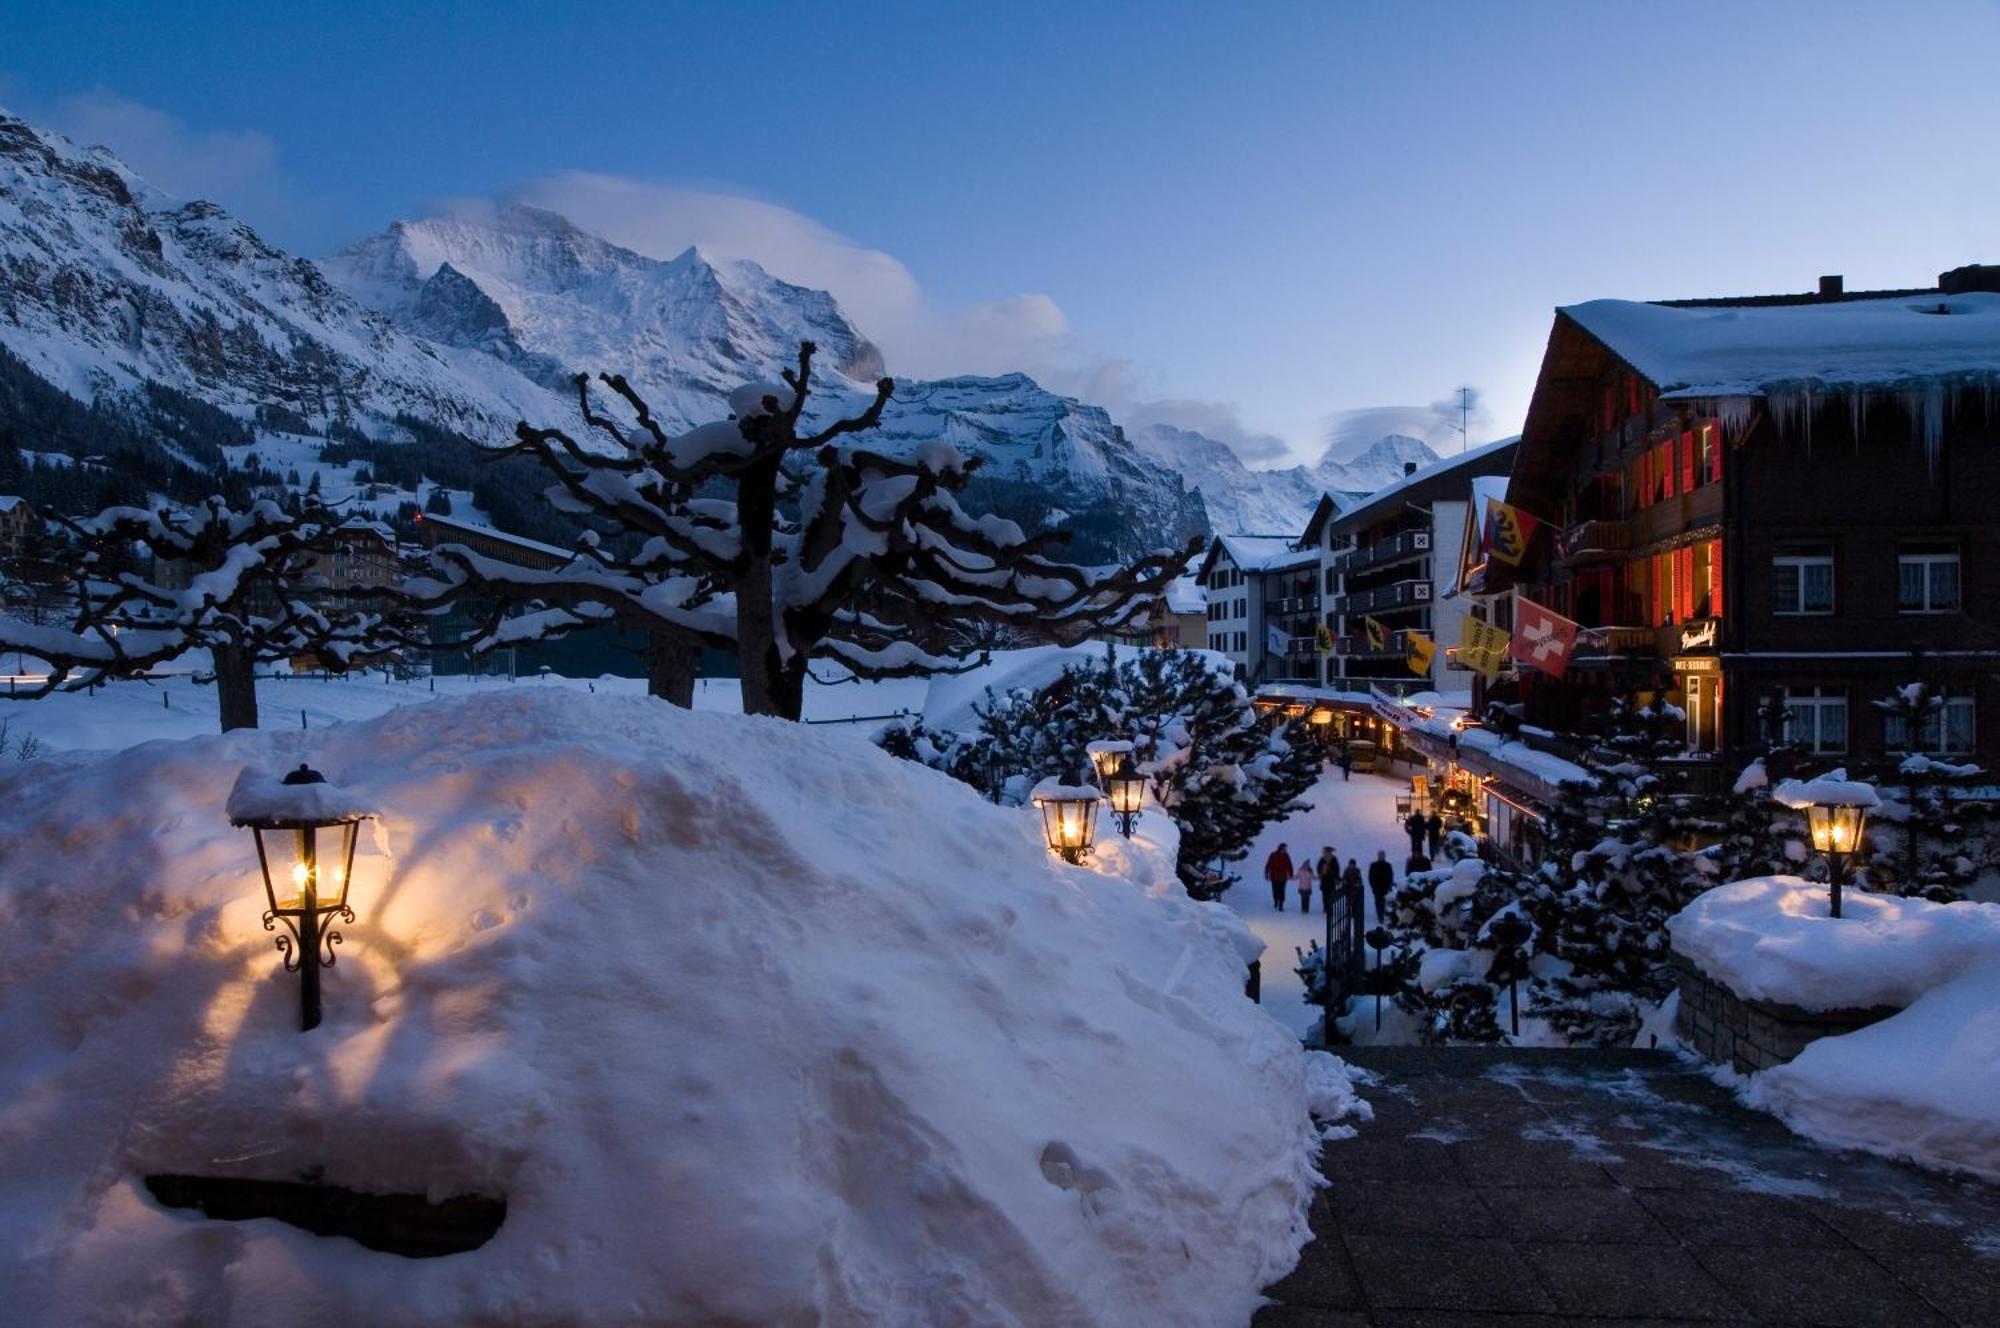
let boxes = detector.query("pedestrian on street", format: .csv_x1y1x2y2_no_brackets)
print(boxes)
1403,811,1427,858
1342,858,1365,917
1264,843,1294,911
1425,810,1444,859
1338,744,1352,781
1368,849,1396,922
1294,860,1315,914
1315,846,1340,915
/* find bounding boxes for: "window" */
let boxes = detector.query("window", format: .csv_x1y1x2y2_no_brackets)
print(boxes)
1773,548,1834,615
1898,548,1960,614
1234,631,1246,654
1784,686,1848,754
1885,693,1976,754
1235,597,1247,619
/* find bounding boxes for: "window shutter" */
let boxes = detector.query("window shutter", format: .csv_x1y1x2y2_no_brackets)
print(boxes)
1709,539,1724,617
1680,431,1696,491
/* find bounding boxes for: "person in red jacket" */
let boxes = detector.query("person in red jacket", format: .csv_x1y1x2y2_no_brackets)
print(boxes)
1264,843,1294,911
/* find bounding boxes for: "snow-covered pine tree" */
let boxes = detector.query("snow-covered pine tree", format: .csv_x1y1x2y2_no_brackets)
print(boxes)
475,342,1195,717
0,497,422,731
1872,674,1989,901
878,646,1316,895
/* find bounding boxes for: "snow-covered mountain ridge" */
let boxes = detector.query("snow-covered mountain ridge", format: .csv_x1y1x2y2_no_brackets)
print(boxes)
1134,424,1441,535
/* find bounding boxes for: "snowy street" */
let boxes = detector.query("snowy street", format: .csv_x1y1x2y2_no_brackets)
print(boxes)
1226,762,1416,1039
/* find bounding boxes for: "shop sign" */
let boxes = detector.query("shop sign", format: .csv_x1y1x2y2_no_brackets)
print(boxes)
1677,619,1719,652
1673,656,1720,673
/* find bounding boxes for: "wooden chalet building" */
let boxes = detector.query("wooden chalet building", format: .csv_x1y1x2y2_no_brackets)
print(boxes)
1495,266,2000,767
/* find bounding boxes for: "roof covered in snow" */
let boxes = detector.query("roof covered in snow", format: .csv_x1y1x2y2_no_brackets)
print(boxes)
1208,534,1308,573
1320,436,1521,538
1563,292,2000,401
1164,575,1207,614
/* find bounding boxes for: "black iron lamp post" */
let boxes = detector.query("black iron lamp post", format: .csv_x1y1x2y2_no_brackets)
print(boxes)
1086,739,1134,786
1105,754,1146,838
1805,800,1868,919
229,763,372,1032
1365,925,1392,1031
1485,910,1533,1039
1032,776,1102,864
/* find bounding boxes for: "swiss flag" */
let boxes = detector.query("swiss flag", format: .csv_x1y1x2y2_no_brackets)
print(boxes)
1511,598,1580,678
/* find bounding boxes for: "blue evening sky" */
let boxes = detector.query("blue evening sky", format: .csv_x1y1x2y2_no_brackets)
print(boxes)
6,1,1997,462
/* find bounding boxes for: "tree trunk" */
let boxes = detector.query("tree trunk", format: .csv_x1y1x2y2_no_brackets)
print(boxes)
734,455,789,719
213,642,260,732
644,630,699,708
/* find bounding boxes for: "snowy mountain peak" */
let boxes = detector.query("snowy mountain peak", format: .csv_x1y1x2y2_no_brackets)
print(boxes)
1336,433,1442,487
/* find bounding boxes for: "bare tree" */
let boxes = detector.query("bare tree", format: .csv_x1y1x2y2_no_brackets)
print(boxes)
476,341,1196,719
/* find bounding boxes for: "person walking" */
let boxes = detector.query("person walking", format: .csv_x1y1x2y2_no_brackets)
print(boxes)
1294,859,1315,915
1264,843,1294,911
1315,846,1340,915
1425,810,1445,860
1337,744,1352,782
1403,810,1427,859
1342,858,1365,919
1368,849,1396,922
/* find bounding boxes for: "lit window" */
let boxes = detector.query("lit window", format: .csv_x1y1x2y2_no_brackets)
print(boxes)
1898,549,1960,614
1773,549,1834,615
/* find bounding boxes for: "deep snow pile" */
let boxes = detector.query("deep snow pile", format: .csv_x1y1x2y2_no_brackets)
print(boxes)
1671,878,2000,1182
0,692,1343,1327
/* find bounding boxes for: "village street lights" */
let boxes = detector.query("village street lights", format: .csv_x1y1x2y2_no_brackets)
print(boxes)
1775,770,1879,920
1485,910,1534,1039
1105,754,1146,837
1365,925,1392,1031
1086,740,1134,785
1032,777,1102,864
1805,801,1869,919
228,763,372,1032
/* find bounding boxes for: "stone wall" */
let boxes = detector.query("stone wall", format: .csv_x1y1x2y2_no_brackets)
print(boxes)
1672,954,1900,1074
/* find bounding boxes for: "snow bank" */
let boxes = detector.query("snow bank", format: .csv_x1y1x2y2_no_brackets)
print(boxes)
1669,876,2000,1010
1746,960,2000,1183
0,692,1327,1327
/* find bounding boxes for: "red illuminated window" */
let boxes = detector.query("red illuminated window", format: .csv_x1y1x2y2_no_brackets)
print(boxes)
1680,432,1697,491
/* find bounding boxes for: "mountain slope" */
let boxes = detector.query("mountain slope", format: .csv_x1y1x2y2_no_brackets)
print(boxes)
320,206,1205,560
1133,424,1442,535
0,114,564,446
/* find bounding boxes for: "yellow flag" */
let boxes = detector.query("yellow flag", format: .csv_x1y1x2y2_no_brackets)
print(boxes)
1457,614,1512,677
1364,616,1387,651
1406,630,1436,676
1482,497,1542,567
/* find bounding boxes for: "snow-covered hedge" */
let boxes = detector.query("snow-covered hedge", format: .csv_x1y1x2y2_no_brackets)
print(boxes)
1670,877,2000,1182
0,692,1337,1326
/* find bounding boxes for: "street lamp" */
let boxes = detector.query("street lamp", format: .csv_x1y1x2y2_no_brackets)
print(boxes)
1365,925,1393,1031
1031,777,1102,864
1085,739,1134,785
1804,801,1869,919
227,763,372,1032
1485,910,1534,1039
1105,754,1147,838
1774,770,1880,920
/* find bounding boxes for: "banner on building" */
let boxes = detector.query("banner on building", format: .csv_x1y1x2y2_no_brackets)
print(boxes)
1363,616,1388,652
1266,623,1289,657
1481,497,1543,567
1405,630,1436,676
1510,597,1580,677
1456,615,1512,677
1314,621,1335,656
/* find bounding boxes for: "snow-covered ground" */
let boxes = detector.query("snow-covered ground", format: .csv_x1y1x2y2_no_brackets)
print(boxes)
0,689,1361,1326
1225,764,1417,1040
1672,878,2000,1183
0,661,927,753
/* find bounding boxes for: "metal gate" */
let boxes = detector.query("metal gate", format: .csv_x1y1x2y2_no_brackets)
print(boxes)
1322,881,1365,1016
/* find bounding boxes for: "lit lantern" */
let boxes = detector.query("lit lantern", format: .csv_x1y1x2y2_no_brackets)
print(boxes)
1775,770,1878,920
1105,754,1147,837
228,763,373,1032
1804,801,1868,919
1032,778,1102,864
1085,739,1135,786
1309,706,1334,728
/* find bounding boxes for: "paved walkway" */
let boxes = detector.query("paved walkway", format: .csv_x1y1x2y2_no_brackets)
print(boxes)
1260,1048,2000,1327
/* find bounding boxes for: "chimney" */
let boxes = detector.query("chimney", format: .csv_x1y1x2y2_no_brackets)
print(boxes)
1403,461,1418,476
1818,274,1844,298
1940,264,2000,295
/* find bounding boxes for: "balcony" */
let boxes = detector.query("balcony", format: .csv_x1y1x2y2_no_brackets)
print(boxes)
1557,518,1630,567
1336,528,1432,575
1338,579,1433,615
1335,628,1419,660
